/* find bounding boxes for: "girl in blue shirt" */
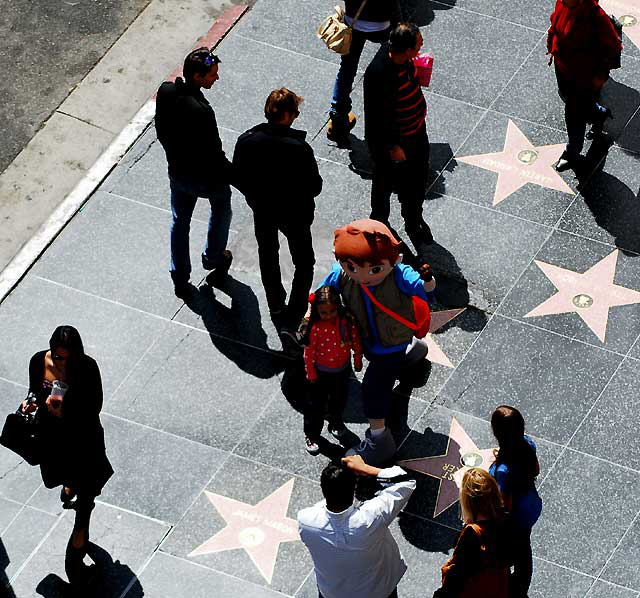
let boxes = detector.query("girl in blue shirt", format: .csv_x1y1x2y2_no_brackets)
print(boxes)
489,406,542,598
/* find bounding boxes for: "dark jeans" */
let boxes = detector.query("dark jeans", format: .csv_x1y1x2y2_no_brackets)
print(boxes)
361,349,407,420
253,210,315,328
331,27,390,116
510,527,533,598
370,130,432,244
320,590,397,598
169,174,232,284
304,368,350,439
555,66,605,157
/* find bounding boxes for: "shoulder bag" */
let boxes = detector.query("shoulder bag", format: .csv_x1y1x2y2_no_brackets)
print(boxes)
0,393,42,465
317,0,370,55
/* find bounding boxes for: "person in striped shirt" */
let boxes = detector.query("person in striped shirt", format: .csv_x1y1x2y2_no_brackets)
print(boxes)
363,23,433,258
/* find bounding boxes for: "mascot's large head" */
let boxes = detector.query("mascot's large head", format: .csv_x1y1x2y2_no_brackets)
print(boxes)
334,219,401,286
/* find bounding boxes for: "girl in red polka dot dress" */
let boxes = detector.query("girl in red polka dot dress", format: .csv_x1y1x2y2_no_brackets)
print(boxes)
303,286,363,455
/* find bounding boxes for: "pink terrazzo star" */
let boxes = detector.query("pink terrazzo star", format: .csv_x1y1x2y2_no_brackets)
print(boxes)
398,417,495,517
457,120,574,206
525,249,640,343
600,0,640,51
426,309,466,368
189,479,300,584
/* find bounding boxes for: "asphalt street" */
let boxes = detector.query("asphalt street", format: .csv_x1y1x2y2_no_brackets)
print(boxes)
0,0,152,175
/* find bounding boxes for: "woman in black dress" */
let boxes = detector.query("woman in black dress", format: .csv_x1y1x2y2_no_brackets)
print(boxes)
22,325,113,583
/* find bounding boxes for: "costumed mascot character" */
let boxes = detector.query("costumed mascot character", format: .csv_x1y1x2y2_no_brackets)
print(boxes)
318,218,436,465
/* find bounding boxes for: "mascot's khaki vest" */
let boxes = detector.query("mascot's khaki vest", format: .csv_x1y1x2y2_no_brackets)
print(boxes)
339,269,416,347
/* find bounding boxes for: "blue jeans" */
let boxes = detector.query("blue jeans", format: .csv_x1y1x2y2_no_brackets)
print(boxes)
330,27,390,117
169,175,232,284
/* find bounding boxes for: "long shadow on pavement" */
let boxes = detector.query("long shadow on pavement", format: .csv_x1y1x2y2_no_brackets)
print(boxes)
35,543,143,598
186,276,286,379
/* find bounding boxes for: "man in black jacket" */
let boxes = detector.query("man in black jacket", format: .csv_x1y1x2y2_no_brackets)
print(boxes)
364,23,434,257
155,48,233,299
233,88,322,347
327,0,400,141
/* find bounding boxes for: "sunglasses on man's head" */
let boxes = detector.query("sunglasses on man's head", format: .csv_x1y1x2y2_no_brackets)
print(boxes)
202,52,220,67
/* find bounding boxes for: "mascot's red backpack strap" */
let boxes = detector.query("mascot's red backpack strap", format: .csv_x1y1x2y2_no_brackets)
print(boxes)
359,284,431,339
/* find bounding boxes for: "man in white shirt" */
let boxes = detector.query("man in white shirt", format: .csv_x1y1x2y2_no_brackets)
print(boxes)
298,455,416,598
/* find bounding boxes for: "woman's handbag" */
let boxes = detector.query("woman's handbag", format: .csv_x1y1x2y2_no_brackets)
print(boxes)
0,394,42,465
317,0,370,55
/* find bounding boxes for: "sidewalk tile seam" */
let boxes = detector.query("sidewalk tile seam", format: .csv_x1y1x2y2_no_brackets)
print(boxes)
118,525,175,598
593,509,640,589
538,359,626,492
0,495,58,522
0,375,26,388
56,109,118,136
234,32,339,70
8,510,67,585
533,554,597,580
31,274,291,364
93,498,173,528
426,0,551,34
2,481,46,537
496,313,630,359
155,551,298,597
293,569,315,597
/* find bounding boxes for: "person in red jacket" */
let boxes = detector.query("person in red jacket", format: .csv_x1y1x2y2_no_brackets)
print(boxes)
546,0,622,171
303,286,363,454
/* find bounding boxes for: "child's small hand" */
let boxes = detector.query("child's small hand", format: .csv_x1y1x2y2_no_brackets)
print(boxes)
418,263,433,281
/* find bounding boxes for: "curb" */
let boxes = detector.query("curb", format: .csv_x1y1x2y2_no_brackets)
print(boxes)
0,3,248,305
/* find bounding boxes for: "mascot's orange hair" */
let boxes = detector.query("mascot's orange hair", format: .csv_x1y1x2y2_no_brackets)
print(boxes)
334,219,401,267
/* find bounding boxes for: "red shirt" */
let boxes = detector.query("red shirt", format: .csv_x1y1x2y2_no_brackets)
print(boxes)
304,317,363,381
547,0,622,84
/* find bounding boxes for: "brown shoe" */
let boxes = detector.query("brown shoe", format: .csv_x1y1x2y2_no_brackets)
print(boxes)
327,112,357,141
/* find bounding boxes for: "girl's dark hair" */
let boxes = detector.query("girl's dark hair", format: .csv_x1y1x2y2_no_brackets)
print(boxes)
183,47,221,82
389,22,421,53
491,406,538,488
303,286,354,345
49,325,85,357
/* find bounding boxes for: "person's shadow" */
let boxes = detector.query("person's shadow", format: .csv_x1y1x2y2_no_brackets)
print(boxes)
399,0,457,26
600,77,640,155
186,276,286,379
35,543,143,598
577,167,640,255
1,538,17,598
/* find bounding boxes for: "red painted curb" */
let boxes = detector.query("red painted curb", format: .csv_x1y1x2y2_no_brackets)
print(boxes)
158,4,249,90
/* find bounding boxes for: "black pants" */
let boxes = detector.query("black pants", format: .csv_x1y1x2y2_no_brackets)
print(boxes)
304,369,350,439
253,210,315,328
555,66,606,157
510,527,533,598
370,130,431,245
65,491,96,584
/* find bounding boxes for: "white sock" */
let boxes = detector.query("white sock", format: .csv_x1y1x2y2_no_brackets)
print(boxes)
370,427,386,438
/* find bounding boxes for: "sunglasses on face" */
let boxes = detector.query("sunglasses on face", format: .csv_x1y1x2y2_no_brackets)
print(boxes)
52,353,67,362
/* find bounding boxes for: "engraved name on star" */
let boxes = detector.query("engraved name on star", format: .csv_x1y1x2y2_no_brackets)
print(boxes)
188,479,300,584
525,249,640,343
600,0,640,51
457,120,574,206
398,417,495,517
426,309,466,368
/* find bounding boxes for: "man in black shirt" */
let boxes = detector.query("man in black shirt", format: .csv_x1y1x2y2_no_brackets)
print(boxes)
233,88,322,349
155,48,234,299
364,23,434,258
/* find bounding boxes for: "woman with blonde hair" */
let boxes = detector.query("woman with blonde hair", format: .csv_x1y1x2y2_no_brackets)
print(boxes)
432,468,510,597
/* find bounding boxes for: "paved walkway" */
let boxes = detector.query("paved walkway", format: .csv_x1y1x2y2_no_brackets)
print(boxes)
1,0,640,596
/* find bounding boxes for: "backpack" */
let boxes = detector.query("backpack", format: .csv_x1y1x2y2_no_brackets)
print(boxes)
595,2,623,69
359,284,431,339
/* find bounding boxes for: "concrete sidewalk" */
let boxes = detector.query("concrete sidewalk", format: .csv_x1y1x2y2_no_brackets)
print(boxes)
1,0,640,596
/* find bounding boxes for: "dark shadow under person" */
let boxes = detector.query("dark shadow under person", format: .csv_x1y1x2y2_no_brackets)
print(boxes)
187,276,286,379
36,543,143,598
1,537,17,598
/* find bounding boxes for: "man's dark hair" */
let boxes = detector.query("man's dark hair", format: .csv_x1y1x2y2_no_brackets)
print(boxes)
320,462,357,507
183,47,221,82
264,87,303,123
389,22,420,53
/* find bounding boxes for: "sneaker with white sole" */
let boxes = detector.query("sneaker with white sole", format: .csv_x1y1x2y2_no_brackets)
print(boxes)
305,437,320,455
328,422,348,438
